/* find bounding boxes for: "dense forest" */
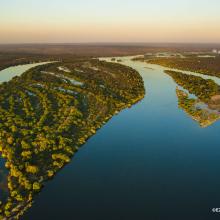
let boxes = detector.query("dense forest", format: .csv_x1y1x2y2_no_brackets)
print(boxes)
148,56,220,77
0,59,145,219
0,54,54,71
164,70,220,102
165,70,220,127
0,43,216,57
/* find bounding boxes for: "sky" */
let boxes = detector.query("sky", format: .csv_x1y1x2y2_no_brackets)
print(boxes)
0,0,220,44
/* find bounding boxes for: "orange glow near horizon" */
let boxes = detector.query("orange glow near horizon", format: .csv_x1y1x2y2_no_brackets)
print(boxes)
1,0,220,44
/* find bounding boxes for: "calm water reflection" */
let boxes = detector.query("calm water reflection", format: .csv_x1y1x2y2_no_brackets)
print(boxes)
21,57,220,220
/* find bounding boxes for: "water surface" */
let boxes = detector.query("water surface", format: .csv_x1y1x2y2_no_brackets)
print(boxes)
21,57,220,220
0,62,52,83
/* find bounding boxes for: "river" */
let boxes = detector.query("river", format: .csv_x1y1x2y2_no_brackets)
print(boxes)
1,58,220,220
0,62,52,83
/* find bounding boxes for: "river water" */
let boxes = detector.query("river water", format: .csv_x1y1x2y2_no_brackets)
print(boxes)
1,58,220,220
0,62,51,83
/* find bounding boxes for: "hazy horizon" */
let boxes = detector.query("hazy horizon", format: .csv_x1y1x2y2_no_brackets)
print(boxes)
1,0,220,44
1,42,220,46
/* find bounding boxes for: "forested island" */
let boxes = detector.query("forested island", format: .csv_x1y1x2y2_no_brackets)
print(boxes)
0,58,145,219
147,56,220,78
132,52,220,78
165,70,220,127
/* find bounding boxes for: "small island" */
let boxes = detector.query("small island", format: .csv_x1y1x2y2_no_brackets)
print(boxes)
165,70,220,127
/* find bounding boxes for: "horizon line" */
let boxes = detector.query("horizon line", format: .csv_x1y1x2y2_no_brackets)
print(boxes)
1,42,220,46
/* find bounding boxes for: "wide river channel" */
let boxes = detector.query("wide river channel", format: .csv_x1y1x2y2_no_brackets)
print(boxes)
0,57,220,220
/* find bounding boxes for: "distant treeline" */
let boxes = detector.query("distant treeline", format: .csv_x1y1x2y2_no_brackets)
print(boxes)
148,57,220,78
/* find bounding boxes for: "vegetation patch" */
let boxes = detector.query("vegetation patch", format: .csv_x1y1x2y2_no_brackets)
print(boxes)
147,56,220,78
0,59,145,219
165,70,220,127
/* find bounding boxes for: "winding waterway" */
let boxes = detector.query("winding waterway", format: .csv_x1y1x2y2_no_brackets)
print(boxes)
0,62,52,83
1,58,220,220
